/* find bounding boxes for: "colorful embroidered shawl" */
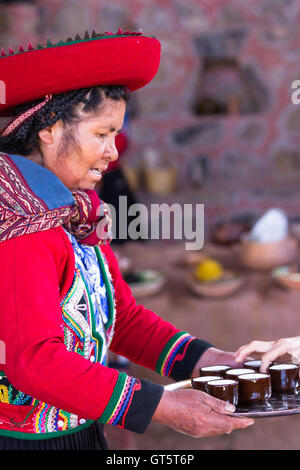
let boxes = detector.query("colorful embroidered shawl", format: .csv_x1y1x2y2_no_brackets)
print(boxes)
0,152,111,245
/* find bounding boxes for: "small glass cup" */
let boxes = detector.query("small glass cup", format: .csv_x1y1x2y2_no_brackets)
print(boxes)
199,365,231,378
243,360,262,372
225,368,255,380
238,373,271,405
192,375,222,392
243,360,274,373
269,364,299,393
207,379,238,405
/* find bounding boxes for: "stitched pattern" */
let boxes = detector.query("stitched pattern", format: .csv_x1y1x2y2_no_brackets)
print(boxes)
107,376,140,427
159,333,195,377
0,246,113,435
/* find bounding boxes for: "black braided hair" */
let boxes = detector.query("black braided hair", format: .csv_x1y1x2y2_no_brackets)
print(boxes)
0,85,129,156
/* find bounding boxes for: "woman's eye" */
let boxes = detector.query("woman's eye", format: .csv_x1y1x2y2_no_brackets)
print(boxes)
98,134,106,138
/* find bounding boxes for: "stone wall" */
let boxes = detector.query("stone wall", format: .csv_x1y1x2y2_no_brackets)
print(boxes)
1,0,300,225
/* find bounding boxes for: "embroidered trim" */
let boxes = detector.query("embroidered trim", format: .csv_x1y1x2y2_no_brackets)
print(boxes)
0,95,52,137
94,246,116,348
107,376,140,428
156,332,195,377
61,268,91,359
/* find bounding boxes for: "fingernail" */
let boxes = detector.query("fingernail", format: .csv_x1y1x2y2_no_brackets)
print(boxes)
225,403,236,412
246,420,255,426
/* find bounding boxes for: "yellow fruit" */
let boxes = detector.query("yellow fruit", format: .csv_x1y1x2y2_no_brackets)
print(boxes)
194,259,223,282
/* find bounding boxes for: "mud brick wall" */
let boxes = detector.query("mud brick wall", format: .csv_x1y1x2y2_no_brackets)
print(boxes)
1,0,300,226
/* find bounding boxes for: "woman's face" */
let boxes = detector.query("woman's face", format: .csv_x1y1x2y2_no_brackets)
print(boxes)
39,96,126,190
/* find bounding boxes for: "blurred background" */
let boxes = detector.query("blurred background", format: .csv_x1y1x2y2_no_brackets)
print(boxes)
2,0,300,450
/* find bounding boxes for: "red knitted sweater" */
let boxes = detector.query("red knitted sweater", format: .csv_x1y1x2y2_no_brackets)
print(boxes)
0,226,212,438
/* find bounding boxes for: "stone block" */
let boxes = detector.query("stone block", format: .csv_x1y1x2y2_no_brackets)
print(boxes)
137,4,175,33
0,3,39,46
193,29,247,58
97,3,132,33
220,5,247,29
130,123,159,146
286,108,300,132
172,121,223,147
136,92,176,119
173,0,209,34
273,147,300,174
0,9,10,36
51,1,92,35
259,0,299,43
151,55,186,88
237,119,266,146
221,151,260,181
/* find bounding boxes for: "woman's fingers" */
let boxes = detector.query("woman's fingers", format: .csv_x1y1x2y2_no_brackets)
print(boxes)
153,389,254,438
198,392,254,436
235,337,300,372
234,340,275,363
200,392,254,427
260,337,300,371
199,388,236,414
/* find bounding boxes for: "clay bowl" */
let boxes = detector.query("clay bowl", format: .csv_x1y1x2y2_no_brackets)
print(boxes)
237,235,298,271
272,265,300,291
123,269,166,299
211,221,250,246
186,270,244,298
290,221,300,244
178,251,207,268
117,256,131,275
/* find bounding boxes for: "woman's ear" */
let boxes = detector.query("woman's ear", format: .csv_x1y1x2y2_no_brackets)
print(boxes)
38,119,62,146
38,127,54,145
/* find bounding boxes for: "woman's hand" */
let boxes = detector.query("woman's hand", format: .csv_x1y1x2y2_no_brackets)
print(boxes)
234,337,300,372
191,347,244,378
152,388,254,438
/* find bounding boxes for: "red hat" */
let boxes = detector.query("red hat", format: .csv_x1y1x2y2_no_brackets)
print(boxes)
0,29,161,116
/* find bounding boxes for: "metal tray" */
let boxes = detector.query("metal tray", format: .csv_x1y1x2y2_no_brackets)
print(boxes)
164,380,300,418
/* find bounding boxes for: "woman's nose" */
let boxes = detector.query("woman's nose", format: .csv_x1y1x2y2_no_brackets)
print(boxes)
104,139,119,161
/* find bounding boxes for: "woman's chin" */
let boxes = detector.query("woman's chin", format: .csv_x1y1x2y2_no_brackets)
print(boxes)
76,178,99,191
78,183,97,191
66,177,100,191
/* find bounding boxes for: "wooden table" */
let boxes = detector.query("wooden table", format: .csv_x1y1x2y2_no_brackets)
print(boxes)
105,240,300,450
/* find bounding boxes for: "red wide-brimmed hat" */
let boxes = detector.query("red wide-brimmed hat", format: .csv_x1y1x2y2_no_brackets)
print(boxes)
0,29,161,116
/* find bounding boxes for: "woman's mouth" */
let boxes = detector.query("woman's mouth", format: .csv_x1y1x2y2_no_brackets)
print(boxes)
90,168,102,179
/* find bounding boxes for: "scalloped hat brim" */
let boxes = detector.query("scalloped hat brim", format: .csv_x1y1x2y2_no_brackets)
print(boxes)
0,33,161,115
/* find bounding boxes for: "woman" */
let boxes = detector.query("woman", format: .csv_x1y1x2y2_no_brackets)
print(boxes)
0,30,253,450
